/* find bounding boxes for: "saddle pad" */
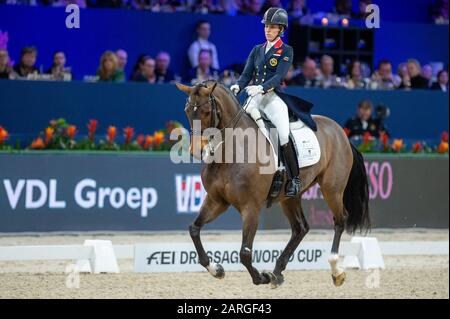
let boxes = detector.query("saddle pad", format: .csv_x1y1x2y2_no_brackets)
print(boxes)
257,119,321,169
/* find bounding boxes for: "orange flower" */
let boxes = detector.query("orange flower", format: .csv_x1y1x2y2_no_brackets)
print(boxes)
123,127,135,145
107,126,117,144
0,126,9,145
31,137,45,149
45,127,54,145
67,125,77,140
87,119,98,142
143,135,154,150
154,131,165,146
437,141,449,154
411,141,423,153
392,139,403,152
136,134,145,146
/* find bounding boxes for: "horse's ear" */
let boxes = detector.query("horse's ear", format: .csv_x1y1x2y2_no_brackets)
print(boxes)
175,82,192,95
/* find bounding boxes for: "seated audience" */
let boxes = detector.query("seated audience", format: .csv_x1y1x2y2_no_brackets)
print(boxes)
131,55,157,83
46,51,72,80
12,46,39,79
186,49,219,84
96,50,125,82
430,69,448,92
0,49,12,79
155,51,176,83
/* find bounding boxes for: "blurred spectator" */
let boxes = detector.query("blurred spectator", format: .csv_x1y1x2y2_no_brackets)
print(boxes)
46,51,72,80
188,20,220,70
151,0,186,12
261,0,282,14
0,49,12,79
97,50,125,82
116,49,128,74
186,49,219,84
431,0,449,24
192,0,225,14
220,68,239,86
283,65,301,86
129,0,150,9
12,46,39,79
370,60,398,90
353,0,371,19
334,0,352,16
344,100,388,138
295,57,318,87
317,55,338,88
50,0,87,8
399,59,429,89
131,55,157,83
345,60,369,89
92,0,123,8
396,62,410,88
430,69,448,92
155,51,176,83
288,0,311,24
130,54,148,80
421,64,433,87
246,0,263,15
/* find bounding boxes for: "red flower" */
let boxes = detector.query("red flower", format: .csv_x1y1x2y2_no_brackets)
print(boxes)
106,126,117,145
123,127,135,145
67,125,77,140
136,134,145,146
343,127,351,137
441,131,448,143
363,132,371,144
412,141,423,153
379,131,389,147
87,119,98,142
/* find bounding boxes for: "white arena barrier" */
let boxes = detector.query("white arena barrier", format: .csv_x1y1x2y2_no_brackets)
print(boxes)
0,238,447,273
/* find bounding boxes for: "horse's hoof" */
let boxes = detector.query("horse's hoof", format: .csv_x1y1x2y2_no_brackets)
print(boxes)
332,272,346,287
207,263,225,279
262,272,284,289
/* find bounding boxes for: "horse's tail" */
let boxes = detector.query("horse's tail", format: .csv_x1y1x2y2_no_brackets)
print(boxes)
343,143,371,234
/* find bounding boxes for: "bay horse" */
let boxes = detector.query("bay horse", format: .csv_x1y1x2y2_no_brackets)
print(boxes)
175,80,370,288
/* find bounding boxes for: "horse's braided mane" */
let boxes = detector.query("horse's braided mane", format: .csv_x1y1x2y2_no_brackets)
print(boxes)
195,80,242,109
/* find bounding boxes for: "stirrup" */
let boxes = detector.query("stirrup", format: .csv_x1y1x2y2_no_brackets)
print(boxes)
285,176,300,197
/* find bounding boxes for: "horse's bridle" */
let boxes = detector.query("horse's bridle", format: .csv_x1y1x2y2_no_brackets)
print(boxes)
185,82,246,135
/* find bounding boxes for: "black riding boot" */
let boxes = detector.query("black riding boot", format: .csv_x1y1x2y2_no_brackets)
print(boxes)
281,143,301,197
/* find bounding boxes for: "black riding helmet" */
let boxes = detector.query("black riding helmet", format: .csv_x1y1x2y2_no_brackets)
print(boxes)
261,7,289,30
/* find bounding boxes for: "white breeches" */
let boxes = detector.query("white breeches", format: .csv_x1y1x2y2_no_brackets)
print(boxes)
244,91,290,146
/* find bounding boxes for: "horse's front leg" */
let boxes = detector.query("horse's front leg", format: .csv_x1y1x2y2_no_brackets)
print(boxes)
239,207,271,285
189,195,229,279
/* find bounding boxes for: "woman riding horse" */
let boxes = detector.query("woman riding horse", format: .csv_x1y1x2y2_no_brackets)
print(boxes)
231,7,313,198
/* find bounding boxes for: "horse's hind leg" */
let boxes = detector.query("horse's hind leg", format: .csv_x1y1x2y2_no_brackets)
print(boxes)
189,195,229,279
265,197,309,288
319,179,348,287
239,206,271,285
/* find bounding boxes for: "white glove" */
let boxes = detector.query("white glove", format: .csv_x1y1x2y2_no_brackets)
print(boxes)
246,85,264,97
230,84,240,95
